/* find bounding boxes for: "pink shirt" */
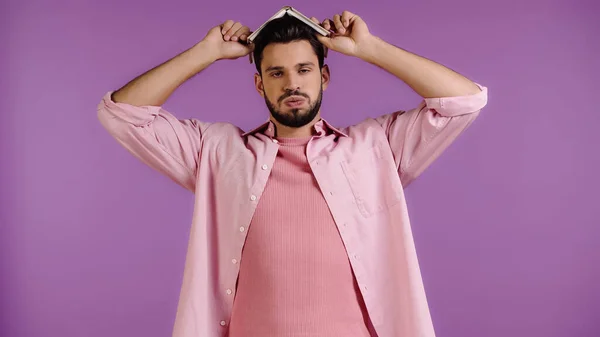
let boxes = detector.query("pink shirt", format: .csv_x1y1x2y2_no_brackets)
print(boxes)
97,84,488,337
228,135,373,337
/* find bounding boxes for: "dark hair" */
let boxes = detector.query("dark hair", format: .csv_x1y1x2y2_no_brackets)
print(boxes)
252,14,326,74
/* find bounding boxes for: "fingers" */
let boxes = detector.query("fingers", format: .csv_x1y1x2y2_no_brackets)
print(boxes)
224,21,242,41
221,20,235,36
220,20,251,42
322,18,333,32
319,10,356,35
232,25,251,42
310,16,320,25
341,10,354,27
333,14,345,34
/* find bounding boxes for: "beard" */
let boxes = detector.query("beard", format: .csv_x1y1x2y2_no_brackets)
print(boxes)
264,86,323,128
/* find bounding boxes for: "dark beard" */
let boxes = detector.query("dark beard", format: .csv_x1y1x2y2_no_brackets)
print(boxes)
265,86,323,128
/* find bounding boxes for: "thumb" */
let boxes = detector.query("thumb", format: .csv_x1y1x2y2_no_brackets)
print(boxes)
316,34,333,49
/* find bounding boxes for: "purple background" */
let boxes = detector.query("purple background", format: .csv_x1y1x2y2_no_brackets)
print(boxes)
2,0,599,336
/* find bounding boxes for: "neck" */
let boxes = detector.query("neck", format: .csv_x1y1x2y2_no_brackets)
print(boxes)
271,114,321,138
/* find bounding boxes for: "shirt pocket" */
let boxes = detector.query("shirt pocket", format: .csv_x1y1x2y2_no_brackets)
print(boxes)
340,142,403,218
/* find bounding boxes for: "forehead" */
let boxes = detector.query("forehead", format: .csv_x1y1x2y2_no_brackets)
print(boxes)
261,40,318,70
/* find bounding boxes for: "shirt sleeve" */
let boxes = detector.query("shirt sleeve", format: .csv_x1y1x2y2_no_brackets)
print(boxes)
375,83,488,187
97,92,212,192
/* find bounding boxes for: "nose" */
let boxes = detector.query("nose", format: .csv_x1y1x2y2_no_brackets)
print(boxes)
283,73,300,92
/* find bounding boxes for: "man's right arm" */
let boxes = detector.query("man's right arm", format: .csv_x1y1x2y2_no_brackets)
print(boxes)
111,41,219,107
97,21,252,192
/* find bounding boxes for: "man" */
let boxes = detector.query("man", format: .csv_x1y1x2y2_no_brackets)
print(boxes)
98,10,487,337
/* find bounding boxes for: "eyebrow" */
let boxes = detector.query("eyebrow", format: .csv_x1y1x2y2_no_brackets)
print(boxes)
265,62,316,73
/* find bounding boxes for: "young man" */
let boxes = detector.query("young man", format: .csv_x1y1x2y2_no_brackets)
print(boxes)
98,10,487,337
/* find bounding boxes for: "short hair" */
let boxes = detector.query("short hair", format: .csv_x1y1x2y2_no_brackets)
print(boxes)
252,15,326,74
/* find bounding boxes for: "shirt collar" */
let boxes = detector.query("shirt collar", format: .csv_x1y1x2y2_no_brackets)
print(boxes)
242,118,348,138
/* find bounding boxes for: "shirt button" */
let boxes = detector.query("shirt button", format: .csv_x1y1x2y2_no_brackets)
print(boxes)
239,227,245,232
226,289,232,295
232,258,238,264
220,320,226,326
250,195,257,201
261,164,268,170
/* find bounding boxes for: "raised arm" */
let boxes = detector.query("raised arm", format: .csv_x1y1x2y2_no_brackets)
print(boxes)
97,20,253,191
314,11,488,186
354,31,487,186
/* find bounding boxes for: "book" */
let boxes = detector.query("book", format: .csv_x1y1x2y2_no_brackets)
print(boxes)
247,6,331,63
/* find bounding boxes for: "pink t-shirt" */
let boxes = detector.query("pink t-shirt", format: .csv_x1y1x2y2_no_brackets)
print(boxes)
228,135,374,337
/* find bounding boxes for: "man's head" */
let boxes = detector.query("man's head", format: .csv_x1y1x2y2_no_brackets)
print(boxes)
252,15,330,129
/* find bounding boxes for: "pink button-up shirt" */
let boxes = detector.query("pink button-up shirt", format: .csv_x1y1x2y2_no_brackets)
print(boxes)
97,84,488,337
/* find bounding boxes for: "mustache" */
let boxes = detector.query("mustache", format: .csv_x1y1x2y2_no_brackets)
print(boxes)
278,90,310,104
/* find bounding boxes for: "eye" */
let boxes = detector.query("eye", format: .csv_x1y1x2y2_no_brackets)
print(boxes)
271,71,282,78
299,68,310,74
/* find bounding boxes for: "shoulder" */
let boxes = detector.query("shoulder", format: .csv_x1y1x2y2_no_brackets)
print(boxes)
202,121,246,139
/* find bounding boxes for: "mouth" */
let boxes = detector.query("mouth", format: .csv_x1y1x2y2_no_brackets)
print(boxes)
282,96,307,108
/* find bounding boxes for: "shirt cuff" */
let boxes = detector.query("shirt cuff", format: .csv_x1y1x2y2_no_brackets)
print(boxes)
99,91,162,126
424,83,488,117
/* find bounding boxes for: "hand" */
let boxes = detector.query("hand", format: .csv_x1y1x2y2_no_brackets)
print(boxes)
201,20,254,61
310,11,374,58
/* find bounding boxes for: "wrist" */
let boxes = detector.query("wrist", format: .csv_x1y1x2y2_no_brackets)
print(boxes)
190,40,220,66
355,34,385,63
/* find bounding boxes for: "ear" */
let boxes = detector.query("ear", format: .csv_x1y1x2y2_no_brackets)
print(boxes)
321,64,331,91
254,73,265,97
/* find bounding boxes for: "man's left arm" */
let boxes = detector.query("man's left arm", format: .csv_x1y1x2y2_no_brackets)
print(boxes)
314,11,488,186
358,36,482,98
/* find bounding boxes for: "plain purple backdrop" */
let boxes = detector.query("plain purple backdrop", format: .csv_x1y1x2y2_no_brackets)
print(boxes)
1,0,599,336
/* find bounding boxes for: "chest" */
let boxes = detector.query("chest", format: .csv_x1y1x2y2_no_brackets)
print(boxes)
207,134,404,221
